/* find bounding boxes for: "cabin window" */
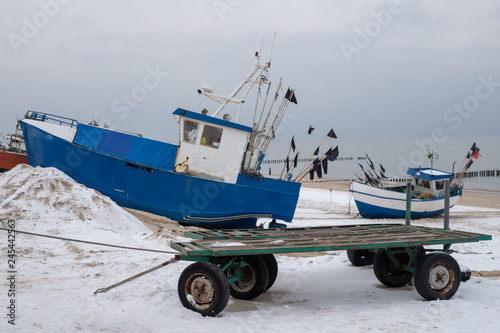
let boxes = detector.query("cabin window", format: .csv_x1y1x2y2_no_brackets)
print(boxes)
200,125,223,149
183,120,199,144
423,180,430,189
436,181,444,190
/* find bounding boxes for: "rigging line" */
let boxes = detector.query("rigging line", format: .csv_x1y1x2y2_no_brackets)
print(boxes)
258,78,282,140
0,227,180,255
248,78,264,150
267,31,276,63
262,98,290,153
260,98,286,152
254,82,273,150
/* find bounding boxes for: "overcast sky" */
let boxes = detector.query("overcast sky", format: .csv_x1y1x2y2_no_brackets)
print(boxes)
1,0,499,145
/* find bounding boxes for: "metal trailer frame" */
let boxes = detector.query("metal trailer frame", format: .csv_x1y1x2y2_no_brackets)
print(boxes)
95,223,492,317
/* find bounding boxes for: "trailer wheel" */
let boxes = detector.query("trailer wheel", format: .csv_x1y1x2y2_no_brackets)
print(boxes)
373,248,415,287
414,252,461,300
226,255,269,300
262,254,278,291
178,262,230,317
347,249,375,266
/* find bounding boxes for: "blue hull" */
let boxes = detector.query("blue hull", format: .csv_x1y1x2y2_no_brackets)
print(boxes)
20,121,300,229
353,199,446,219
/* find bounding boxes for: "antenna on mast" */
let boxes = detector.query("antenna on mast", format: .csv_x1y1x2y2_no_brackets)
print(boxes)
89,103,101,126
268,32,276,66
259,36,265,64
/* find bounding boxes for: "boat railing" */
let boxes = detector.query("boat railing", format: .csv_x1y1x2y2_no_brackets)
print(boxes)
25,110,79,128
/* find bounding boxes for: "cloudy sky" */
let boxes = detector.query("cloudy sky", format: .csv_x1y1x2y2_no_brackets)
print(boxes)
1,0,499,145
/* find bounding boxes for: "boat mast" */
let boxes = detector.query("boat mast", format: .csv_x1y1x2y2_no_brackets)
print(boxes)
199,52,271,121
427,148,438,171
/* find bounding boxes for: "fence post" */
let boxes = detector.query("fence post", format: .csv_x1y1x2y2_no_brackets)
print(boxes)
444,179,450,230
405,182,411,225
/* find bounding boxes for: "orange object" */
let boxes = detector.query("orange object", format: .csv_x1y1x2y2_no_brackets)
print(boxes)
0,150,28,170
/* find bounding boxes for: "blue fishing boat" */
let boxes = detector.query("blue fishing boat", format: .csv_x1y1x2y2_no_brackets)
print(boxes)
350,146,481,219
20,52,301,229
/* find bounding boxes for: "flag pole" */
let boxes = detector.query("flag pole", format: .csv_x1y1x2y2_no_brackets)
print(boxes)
289,129,310,176
255,79,282,151
293,133,329,181
296,152,329,182
279,144,293,179
295,146,337,182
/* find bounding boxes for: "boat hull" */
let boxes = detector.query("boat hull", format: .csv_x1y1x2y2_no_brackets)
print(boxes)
0,150,28,172
350,181,461,219
20,119,300,229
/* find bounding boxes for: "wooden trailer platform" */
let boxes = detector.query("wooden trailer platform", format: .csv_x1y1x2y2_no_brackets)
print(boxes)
95,223,492,317
171,223,491,257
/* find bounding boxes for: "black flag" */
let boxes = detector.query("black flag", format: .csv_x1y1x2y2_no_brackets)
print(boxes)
316,163,322,179
285,88,298,104
293,152,298,168
366,153,375,170
466,152,470,159
326,146,339,161
271,125,275,139
379,163,386,173
313,147,320,155
309,169,314,180
364,171,373,184
291,136,296,152
327,129,337,138
358,163,364,171
308,125,315,135
286,156,290,172
322,158,328,175
312,158,322,179
470,142,476,152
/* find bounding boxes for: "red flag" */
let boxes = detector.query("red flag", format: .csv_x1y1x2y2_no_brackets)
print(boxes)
473,150,481,159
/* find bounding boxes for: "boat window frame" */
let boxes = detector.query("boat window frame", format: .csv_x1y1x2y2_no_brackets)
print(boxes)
183,120,199,145
200,124,223,149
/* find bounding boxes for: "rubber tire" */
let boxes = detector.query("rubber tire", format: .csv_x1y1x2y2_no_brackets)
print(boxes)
347,249,375,266
414,252,461,300
178,262,230,317
226,255,269,300
373,248,416,287
261,254,278,291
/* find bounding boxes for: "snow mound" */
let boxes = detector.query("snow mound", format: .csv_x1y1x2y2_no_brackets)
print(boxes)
0,164,149,235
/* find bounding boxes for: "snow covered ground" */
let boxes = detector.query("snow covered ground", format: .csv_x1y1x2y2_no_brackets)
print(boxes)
1,166,499,332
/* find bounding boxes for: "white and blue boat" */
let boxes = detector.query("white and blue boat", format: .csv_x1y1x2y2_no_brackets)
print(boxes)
350,168,463,219
19,52,301,229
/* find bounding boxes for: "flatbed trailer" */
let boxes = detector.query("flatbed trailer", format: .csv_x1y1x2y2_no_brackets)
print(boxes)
95,223,492,317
